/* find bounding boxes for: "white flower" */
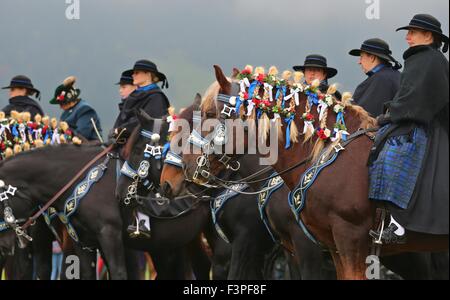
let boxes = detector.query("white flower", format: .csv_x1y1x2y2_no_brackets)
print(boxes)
334,104,345,114
325,95,334,106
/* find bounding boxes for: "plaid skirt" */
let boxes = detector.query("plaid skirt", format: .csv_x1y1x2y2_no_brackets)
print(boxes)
369,125,428,209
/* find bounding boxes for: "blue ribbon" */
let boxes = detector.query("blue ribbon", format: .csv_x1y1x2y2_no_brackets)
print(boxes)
137,83,159,92
284,114,295,149
162,142,170,158
235,97,243,116
306,91,319,106
257,109,263,120
281,86,287,109
12,125,19,138
247,81,258,101
336,112,348,141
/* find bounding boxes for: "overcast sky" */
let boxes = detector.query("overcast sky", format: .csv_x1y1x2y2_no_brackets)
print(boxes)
0,0,448,134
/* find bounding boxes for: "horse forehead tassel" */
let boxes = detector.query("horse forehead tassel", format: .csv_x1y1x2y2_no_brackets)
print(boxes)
151,133,161,143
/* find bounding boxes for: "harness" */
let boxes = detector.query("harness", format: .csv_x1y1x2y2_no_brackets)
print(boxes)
120,129,166,206
189,86,378,247
0,144,115,245
258,173,285,243
57,155,111,242
211,183,249,243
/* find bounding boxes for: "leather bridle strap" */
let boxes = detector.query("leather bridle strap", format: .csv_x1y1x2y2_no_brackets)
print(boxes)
21,144,115,231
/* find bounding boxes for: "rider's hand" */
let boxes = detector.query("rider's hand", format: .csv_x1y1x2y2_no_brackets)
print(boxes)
376,114,392,127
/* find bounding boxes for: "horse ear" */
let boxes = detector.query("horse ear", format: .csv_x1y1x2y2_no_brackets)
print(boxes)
213,65,231,93
231,68,240,79
193,93,202,108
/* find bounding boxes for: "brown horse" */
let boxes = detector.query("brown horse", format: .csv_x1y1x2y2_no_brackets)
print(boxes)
180,65,448,279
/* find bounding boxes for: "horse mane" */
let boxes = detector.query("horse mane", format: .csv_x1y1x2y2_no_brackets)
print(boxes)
200,81,221,113
310,101,378,162
200,70,378,163
200,76,235,113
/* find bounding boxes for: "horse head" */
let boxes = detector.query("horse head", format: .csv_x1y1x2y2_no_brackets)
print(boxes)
115,109,170,206
160,93,203,200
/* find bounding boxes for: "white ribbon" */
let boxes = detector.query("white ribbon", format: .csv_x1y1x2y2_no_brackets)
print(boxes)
317,101,328,122
271,113,281,123
303,121,315,135
18,124,27,143
167,116,176,132
331,128,350,142
51,131,61,145
34,128,43,140
264,83,274,102
246,100,255,117
240,78,251,93
284,88,301,106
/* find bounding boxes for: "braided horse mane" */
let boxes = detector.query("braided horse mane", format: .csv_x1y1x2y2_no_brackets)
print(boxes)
199,66,377,162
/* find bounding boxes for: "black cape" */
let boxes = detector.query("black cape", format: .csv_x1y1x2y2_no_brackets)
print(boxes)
385,45,449,235
2,96,44,118
353,66,401,117
113,88,170,134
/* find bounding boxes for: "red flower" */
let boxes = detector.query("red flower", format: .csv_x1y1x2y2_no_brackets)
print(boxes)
0,142,5,151
57,94,65,101
316,128,329,140
42,125,48,135
242,69,252,75
318,94,325,100
257,73,266,83
303,113,314,121
263,100,272,107
243,92,249,100
172,115,178,120
252,99,261,106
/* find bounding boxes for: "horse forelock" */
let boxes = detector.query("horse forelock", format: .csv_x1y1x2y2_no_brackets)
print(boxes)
200,77,235,114
169,105,195,140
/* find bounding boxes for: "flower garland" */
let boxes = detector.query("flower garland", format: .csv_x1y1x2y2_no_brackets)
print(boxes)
0,110,82,160
230,65,349,148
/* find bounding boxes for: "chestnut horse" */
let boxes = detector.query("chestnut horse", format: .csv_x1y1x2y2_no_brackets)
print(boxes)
180,65,448,279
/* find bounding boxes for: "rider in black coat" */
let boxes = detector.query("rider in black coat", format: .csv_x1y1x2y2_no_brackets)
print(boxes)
113,60,170,139
372,14,449,243
1,75,44,118
349,38,402,117
112,60,171,239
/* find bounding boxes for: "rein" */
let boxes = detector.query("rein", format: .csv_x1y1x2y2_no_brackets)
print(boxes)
201,127,378,195
21,144,115,231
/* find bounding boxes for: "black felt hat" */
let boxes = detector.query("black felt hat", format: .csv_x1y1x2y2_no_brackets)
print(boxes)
132,59,169,88
116,69,134,85
396,14,449,52
349,38,402,70
293,54,338,79
2,75,41,98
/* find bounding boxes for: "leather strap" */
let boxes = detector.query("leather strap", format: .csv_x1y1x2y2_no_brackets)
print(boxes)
21,144,115,230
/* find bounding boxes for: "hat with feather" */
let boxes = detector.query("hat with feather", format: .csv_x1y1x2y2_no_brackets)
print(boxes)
49,76,81,105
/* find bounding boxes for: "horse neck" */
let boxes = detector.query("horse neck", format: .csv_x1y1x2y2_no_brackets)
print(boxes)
269,93,375,189
0,146,103,206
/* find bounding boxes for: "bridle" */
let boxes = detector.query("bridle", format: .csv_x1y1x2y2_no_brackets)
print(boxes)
0,181,32,246
120,128,167,206
187,82,378,195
